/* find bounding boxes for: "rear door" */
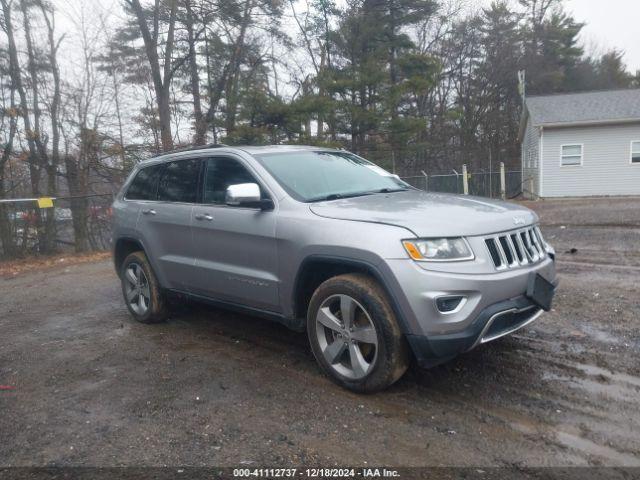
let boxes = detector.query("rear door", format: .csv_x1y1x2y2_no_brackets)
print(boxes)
119,163,163,247
135,158,202,291
190,156,280,312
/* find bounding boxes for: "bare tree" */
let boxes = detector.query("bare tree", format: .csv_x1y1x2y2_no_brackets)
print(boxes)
1,0,51,252
0,73,19,257
183,0,206,144
124,0,178,151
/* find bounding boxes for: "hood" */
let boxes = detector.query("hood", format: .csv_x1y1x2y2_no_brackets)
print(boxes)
309,190,538,237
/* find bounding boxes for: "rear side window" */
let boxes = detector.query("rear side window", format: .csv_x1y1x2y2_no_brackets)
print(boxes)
203,157,262,204
157,159,201,203
125,164,163,200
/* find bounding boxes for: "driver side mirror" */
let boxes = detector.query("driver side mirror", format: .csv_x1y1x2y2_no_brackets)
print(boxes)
225,183,273,210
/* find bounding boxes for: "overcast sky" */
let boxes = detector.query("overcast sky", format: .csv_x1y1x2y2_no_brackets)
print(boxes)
564,0,640,72
54,0,640,88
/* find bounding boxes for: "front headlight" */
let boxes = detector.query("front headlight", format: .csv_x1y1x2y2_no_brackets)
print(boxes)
402,237,474,262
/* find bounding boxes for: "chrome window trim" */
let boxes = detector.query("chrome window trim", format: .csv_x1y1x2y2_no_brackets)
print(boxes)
121,151,279,210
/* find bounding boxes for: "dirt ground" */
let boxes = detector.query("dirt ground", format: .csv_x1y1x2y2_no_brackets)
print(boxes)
0,197,639,470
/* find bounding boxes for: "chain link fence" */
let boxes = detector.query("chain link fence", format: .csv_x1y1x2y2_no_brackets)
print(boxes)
0,167,528,260
401,170,524,199
0,194,114,259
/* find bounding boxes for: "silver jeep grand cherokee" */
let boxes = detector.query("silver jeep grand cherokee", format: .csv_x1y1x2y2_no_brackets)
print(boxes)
112,145,557,392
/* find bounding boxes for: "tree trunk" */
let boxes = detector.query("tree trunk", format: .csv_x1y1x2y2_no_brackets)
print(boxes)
2,0,46,253
21,0,57,253
126,0,176,151
40,0,63,183
185,0,206,145
0,76,18,258
0,175,17,258
64,155,89,253
223,0,253,136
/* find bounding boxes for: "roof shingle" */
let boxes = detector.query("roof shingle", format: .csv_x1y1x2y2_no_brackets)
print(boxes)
525,89,640,126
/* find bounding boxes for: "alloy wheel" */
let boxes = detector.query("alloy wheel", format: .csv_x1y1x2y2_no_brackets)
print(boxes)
124,263,151,316
315,294,378,380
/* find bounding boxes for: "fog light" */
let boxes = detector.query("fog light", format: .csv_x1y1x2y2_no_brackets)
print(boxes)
436,296,464,313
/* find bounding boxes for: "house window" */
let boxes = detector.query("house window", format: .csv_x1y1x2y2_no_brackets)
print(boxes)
561,144,583,166
632,141,640,164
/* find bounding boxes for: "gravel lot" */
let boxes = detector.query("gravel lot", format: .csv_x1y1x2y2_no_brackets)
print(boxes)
1,197,639,470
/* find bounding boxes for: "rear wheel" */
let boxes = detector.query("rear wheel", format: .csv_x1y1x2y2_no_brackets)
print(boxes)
120,251,168,324
307,273,409,393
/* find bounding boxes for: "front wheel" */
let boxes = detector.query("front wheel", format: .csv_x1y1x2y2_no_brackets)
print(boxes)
306,274,409,393
120,251,168,324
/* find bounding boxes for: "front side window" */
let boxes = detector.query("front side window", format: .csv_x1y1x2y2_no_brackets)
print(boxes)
561,144,583,166
157,159,201,203
203,157,262,205
125,164,163,200
255,151,408,202
632,141,640,163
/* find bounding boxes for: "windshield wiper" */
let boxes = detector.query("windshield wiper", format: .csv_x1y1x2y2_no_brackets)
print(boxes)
308,191,374,202
375,187,410,194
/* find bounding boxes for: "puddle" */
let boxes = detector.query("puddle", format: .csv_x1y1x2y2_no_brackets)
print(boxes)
542,370,640,403
556,430,640,466
507,419,537,436
569,362,640,389
577,324,623,345
492,402,640,466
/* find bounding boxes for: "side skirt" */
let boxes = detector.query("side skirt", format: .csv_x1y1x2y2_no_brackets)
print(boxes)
166,289,305,332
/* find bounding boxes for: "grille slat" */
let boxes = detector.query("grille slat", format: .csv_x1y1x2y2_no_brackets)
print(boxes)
505,234,520,265
530,229,545,259
514,233,529,264
486,227,546,270
509,234,525,263
532,228,546,258
524,230,539,261
485,238,502,267
497,236,513,266
527,230,538,256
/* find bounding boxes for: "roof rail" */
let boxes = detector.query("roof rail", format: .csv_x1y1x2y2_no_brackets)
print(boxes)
149,143,228,158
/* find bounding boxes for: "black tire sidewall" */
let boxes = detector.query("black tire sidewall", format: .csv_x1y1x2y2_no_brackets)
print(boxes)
120,251,167,324
306,274,408,393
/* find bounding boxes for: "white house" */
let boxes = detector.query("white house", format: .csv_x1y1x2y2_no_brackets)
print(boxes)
520,89,640,198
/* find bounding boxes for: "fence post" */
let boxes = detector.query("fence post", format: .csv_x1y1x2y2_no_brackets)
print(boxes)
462,164,469,195
500,162,506,200
420,170,428,192
529,177,534,199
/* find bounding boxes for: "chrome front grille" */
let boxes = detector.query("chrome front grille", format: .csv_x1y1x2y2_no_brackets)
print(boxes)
485,226,547,270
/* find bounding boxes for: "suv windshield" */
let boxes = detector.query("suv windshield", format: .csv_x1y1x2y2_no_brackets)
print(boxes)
255,150,409,202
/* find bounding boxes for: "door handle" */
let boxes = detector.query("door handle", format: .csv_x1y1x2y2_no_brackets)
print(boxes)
142,209,156,215
194,213,213,221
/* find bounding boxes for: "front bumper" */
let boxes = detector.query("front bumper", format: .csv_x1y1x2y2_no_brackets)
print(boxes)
406,295,548,368
380,255,557,367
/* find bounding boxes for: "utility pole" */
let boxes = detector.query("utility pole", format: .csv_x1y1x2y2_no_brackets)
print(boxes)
489,149,492,198
518,70,526,108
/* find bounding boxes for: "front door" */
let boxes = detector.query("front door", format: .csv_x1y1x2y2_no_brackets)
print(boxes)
191,156,280,312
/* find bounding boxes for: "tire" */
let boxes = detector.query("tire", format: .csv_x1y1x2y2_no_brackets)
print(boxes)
306,273,409,393
120,251,168,324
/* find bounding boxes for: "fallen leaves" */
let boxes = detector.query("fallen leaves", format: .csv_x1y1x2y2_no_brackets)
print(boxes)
0,251,110,278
